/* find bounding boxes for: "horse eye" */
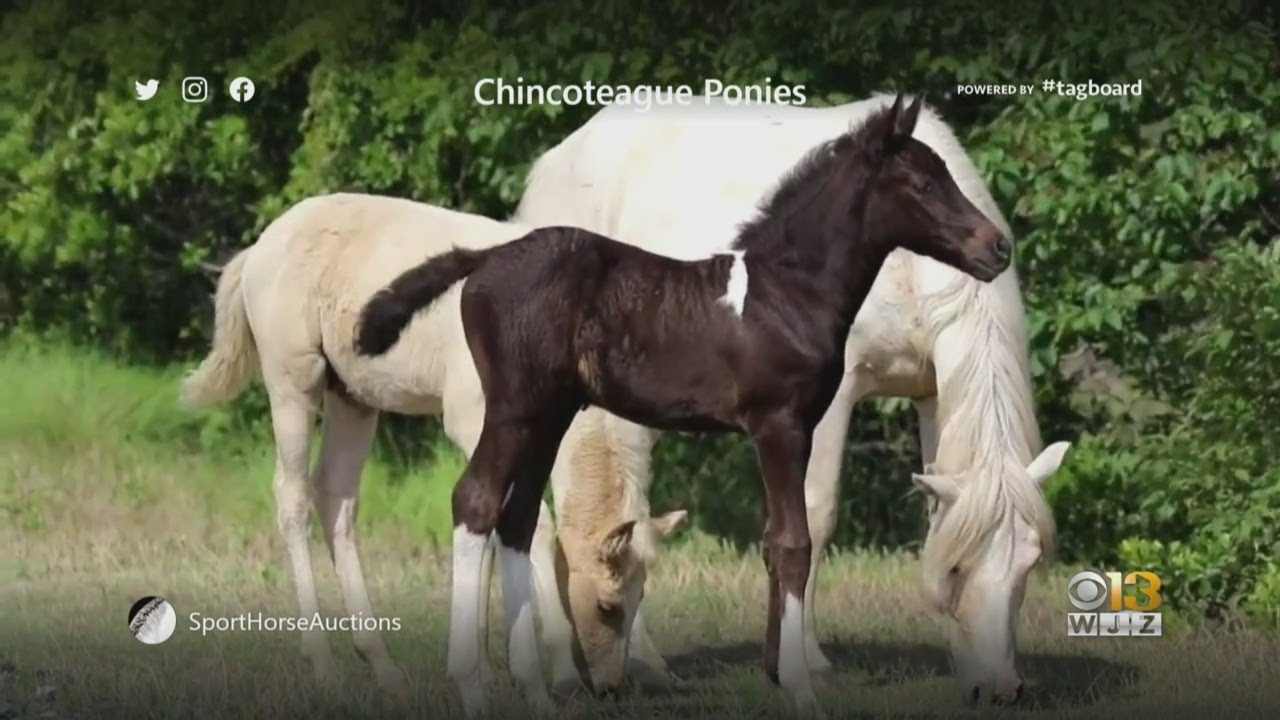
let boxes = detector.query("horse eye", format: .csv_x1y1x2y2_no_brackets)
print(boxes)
919,180,934,194
949,566,960,576
597,600,621,616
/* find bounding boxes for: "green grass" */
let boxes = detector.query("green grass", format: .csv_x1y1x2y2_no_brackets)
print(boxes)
0,339,460,548
3,343,1280,719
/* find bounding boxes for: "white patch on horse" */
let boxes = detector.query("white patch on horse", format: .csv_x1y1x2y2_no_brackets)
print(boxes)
447,527,493,715
779,593,817,710
717,250,748,316
499,544,550,709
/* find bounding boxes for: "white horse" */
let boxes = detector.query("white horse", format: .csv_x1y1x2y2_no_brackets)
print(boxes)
180,95,1071,707
179,193,689,706
514,95,1072,704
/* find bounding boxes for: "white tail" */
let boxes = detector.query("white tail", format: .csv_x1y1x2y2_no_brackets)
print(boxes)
180,249,258,409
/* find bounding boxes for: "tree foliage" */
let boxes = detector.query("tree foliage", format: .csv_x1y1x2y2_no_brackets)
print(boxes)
3,0,1278,622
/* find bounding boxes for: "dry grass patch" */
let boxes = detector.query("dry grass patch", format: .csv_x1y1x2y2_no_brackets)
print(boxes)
3,345,1279,718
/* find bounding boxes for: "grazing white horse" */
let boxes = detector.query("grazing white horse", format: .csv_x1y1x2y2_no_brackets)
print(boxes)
514,95,1072,704
179,193,689,706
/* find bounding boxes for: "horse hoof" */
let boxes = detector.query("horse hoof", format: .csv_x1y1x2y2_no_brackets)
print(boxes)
376,668,412,703
792,694,825,720
458,698,490,718
453,679,491,719
809,667,838,693
625,659,679,692
308,657,340,686
992,681,1025,706
551,677,587,701
528,692,557,717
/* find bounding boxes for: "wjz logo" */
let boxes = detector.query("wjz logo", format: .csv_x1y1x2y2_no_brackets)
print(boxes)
1066,570,1163,637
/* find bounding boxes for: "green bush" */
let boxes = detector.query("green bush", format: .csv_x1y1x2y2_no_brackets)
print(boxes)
3,0,1279,622
1117,244,1280,622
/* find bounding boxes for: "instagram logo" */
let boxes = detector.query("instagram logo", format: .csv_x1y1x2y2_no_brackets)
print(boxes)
181,76,208,103
229,76,255,103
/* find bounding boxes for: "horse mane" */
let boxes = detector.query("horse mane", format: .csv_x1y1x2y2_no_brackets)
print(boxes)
554,412,658,557
921,274,1049,599
731,104,895,256
901,100,1054,606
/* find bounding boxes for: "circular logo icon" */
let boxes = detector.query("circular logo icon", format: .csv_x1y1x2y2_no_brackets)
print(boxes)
228,76,255,103
1066,571,1108,611
128,596,177,644
181,76,209,103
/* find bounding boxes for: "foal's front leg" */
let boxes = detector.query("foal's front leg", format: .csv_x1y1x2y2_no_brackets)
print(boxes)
496,494,556,714
753,416,822,717
451,416,567,717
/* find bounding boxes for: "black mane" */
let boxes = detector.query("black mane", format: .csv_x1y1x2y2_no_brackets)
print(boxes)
732,104,896,256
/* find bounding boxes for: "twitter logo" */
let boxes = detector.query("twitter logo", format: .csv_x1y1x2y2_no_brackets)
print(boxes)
135,79,159,101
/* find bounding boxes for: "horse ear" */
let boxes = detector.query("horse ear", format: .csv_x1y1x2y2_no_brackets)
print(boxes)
1027,441,1071,487
650,509,688,540
912,472,959,505
872,93,913,156
894,94,924,141
887,93,905,121
598,520,638,562
879,94,905,148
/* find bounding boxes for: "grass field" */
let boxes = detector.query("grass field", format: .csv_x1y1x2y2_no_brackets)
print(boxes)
3,344,1279,719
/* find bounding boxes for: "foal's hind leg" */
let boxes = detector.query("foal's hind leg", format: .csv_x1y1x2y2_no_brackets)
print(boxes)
442,378,497,693
450,417,552,716
450,409,575,717
313,389,409,700
265,384,336,681
496,411,576,712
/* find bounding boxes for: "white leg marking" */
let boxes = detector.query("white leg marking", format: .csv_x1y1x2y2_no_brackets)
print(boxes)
530,500,582,692
476,534,495,681
718,250,749,316
441,387,497,687
501,543,553,712
448,527,493,717
780,594,821,717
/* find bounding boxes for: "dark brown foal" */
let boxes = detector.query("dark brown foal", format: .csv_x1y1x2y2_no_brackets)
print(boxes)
355,94,1010,718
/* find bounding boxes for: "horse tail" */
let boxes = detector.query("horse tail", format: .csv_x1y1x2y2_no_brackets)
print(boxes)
180,248,259,409
354,246,491,356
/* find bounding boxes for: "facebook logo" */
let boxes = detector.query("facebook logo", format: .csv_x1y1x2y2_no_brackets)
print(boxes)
228,76,256,103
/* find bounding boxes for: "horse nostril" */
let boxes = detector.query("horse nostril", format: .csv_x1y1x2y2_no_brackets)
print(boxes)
992,236,1011,261
967,685,981,704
